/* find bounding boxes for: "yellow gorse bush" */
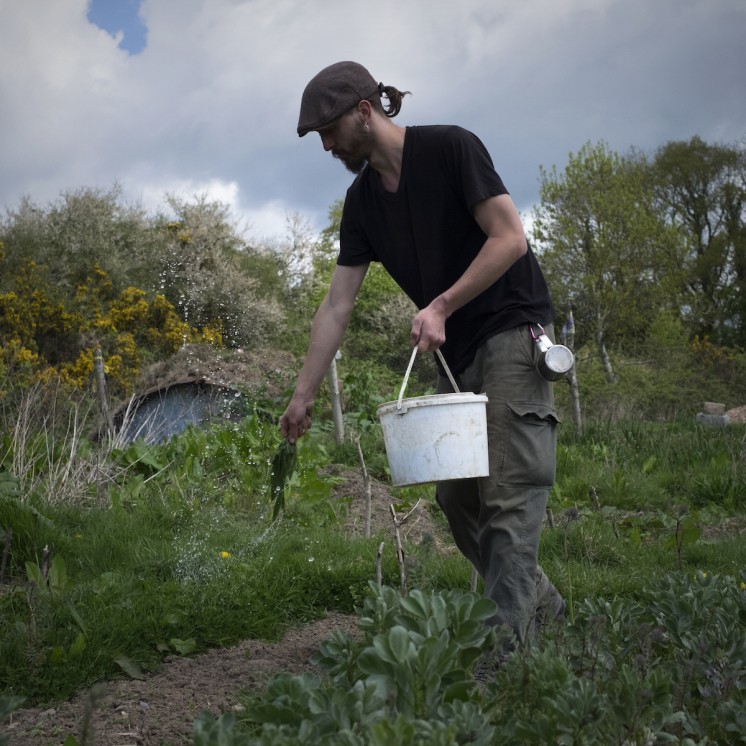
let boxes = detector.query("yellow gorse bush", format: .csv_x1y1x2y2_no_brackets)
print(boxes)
0,264,222,395
75,265,115,324
0,338,44,391
108,287,151,332
691,335,739,366
0,292,28,340
58,348,95,389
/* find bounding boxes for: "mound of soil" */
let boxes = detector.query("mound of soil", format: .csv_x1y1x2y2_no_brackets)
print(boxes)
136,344,298,399
5,613,360,746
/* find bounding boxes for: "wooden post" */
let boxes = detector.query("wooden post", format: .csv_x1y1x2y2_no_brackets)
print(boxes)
354,436,372,539
94,347,113,436
326,353,344,445
390,504,407,596
388,500,421,597
563,309,583,435
376,541,384,589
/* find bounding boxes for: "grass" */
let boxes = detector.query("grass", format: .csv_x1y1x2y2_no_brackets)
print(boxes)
1,395,745,732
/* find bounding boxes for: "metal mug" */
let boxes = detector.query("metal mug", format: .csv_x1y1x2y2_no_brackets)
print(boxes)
531,324,574,381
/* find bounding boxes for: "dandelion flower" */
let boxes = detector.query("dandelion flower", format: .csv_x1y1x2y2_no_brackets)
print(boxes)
220,551,231,559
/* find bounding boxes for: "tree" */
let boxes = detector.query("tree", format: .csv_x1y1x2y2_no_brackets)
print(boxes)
152,194,285,349
0,185,152,296
278,211,317,287
651,137,746,345
532,141,681,382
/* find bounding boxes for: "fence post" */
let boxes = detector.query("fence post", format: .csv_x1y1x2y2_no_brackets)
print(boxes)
562,310,583,435
94,346,114,437
327,352,344,445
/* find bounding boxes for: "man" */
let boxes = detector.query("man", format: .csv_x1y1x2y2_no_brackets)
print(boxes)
280,61,564,651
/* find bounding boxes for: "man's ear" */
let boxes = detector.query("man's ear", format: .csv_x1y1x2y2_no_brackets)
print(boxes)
357,99,373,121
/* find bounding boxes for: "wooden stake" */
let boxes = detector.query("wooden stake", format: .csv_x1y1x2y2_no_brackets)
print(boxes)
389,504,407,596
563,309,583,435
354,436,372,539
388,500,421,597
94,347,113,436
376,541,384,589
326,355,344,445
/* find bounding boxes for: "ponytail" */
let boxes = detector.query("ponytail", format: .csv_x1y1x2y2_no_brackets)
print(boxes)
372,82,411,118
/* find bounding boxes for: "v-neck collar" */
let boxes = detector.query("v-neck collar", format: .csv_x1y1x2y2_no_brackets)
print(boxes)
369,126,410,197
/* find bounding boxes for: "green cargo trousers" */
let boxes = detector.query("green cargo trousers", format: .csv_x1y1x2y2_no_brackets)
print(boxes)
436,323,562,644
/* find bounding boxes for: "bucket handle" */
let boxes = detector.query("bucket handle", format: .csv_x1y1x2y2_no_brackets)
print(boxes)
397,347,460,410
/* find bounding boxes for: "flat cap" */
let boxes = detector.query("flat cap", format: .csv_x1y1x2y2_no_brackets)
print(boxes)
297,61,378,137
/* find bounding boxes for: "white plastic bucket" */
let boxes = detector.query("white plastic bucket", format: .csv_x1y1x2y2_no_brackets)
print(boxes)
376,349,489,486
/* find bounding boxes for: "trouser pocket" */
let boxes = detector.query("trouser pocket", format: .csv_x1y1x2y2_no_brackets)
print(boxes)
496,401,559,487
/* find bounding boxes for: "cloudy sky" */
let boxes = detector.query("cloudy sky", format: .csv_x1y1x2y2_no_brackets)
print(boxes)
1,0,744,243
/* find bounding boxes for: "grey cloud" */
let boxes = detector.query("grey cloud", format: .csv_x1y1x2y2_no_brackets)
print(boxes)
0,0,743,236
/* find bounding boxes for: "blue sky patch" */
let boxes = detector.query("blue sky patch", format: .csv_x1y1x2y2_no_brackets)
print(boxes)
87,0,147,55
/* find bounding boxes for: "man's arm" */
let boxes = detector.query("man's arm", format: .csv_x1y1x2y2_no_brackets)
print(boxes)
280,262,369,442
411,193,527,351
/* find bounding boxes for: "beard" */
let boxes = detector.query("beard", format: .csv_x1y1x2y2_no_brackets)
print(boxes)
332,126,371,174
335,151,368,175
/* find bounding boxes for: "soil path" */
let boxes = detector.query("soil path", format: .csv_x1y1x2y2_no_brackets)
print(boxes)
5,613,360,746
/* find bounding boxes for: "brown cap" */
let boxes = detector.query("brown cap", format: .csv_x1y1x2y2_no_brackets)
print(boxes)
297,61,379,137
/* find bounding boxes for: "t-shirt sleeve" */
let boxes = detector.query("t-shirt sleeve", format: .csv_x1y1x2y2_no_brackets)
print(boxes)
338,190,375,266
441,127,508,209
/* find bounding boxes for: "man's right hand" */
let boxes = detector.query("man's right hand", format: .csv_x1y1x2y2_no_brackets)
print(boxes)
279,398,313,444
411,301,447,352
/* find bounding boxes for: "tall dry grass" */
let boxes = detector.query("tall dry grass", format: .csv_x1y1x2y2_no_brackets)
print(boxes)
1,378,161,506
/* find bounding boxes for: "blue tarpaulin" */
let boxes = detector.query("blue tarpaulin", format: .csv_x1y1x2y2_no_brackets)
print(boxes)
113,379,247,444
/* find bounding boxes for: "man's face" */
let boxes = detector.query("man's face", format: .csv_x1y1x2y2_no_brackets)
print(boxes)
317,108,371,175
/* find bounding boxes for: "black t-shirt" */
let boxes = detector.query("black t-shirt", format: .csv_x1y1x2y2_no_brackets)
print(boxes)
339,125,554,374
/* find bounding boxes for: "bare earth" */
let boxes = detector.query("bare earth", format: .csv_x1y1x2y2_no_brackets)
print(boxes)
5,613,361,746
4,470,445,746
